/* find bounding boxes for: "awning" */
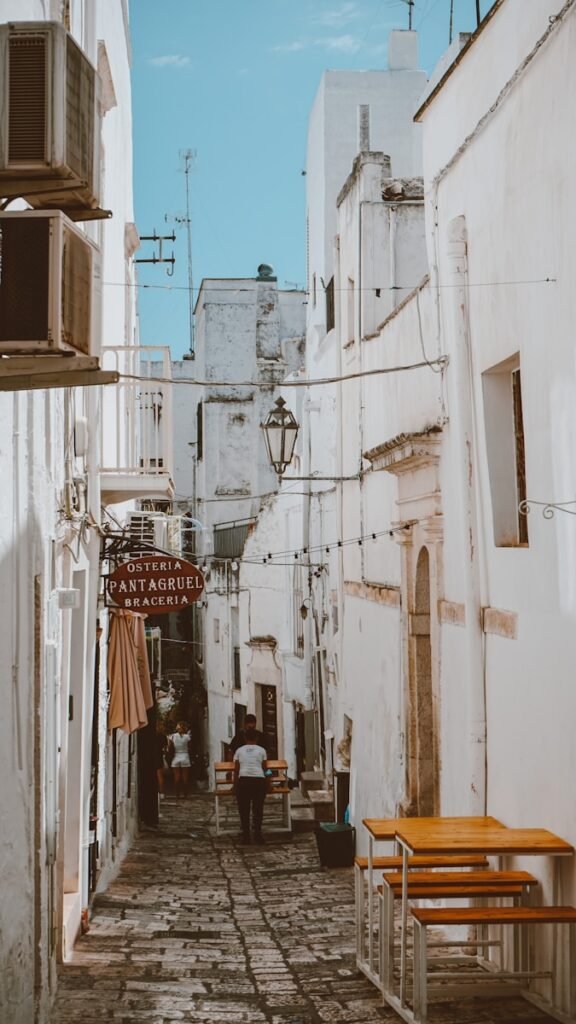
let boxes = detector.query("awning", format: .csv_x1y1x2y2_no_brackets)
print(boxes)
107,609,154,734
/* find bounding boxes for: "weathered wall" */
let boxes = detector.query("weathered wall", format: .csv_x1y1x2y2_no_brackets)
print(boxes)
0,1,138,1019
191,277,305,770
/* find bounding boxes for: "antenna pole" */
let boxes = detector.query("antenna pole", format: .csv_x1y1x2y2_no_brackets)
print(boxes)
475,0,481,26
408,0,414,29
181,149,196,358
449,0,454,42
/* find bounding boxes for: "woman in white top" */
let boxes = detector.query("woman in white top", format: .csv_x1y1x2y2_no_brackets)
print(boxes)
168,721,192,798
233,727,268,845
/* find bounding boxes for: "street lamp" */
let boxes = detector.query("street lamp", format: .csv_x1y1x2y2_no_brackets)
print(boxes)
261,397,299,475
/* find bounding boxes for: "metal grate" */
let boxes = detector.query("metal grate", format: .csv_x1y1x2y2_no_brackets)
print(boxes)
126,512,161,559
8,36,46,164
213,520,255,559
65,35,94,185
0,217,50,342
62,225,92,353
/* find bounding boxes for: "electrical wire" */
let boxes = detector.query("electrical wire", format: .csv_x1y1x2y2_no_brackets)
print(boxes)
103,275,556,295
118,357,447,391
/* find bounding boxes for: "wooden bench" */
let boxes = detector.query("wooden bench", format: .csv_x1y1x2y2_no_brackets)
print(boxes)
214,761,236,836
355,854,489,871
213,759,291,836
355,854,488,973
263,760,291,832
411,905,576,1024
378,871,538,996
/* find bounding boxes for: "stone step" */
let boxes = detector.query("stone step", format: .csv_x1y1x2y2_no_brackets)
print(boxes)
290,805,317,833
300,771,326,796
309,790,335,822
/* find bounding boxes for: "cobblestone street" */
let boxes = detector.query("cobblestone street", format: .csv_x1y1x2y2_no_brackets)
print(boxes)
53,796,558,1024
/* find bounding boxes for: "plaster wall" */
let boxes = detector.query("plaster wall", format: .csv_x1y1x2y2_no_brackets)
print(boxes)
0,2,138,1018
408,4,576,1007
421,0,576,841
192,280,305,770
306,45,427,345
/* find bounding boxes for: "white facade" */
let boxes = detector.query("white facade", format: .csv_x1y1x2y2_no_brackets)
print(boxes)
325,0,576,1012
236,32,428,776
228,8,576,1009
0,3,159,1020
192,274,306,770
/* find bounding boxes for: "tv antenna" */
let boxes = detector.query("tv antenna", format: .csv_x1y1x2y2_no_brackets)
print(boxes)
400,0,415,29
167,149,197,359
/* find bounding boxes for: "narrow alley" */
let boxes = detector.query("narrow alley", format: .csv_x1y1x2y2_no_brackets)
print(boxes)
52,797,558,1024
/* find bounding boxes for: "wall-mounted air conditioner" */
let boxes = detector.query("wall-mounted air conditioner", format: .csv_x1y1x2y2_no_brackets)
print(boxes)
0,210,100,355
0,21,101,214
126,512,183,557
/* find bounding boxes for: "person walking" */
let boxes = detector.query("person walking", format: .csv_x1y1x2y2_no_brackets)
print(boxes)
233,726,268,845
230,713,266,755
167,721,192,799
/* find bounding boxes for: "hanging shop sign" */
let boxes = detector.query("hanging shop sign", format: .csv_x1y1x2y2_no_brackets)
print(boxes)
106,555,204,615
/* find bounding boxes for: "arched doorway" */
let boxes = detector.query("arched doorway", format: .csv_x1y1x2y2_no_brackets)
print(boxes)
409,546,437,815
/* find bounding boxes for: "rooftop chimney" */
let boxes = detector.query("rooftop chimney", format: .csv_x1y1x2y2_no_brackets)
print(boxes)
388,30,418,71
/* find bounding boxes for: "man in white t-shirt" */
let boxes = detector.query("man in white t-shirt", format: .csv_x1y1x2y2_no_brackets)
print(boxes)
233,727,268,845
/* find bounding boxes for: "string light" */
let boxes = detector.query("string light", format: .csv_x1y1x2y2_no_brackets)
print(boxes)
103,276,556,295
135,522,417,575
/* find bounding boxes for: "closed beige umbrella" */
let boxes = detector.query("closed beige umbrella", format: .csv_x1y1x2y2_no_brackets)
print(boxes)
107,609,149,734
131,612,154,710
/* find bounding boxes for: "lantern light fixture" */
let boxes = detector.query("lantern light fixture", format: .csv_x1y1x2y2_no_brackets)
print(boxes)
261,397,299,475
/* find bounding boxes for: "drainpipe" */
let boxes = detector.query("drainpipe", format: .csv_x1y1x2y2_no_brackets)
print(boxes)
302,394,316,768
446,215,486,814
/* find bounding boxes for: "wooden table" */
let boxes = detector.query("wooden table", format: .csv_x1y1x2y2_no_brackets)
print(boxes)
394,821,574,1013
361,817,504,985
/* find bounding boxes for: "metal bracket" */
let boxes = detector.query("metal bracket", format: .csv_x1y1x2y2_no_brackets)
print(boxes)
0,355,100,376
0,367,119,392
135,231,176,274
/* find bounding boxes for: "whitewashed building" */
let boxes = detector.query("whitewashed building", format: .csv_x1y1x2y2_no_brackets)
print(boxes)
312,0,576,1013
237,31,427,780
191,270,305,771
0,3,173,1020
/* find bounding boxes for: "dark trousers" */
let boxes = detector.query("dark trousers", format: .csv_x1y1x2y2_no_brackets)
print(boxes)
236,777,267,836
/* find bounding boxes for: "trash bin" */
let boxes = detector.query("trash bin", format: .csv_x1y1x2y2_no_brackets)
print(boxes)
315,822,355,867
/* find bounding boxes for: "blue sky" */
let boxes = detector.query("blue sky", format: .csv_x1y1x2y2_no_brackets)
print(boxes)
130,0,493,358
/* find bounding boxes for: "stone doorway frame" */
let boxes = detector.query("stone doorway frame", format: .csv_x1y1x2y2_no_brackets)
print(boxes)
364,430,443,816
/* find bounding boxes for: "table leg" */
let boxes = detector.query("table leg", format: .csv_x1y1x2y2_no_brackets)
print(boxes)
355,862,364,968
368,834,374,975
569,922,576,1019
413,917,427,1024
399,840,409,1006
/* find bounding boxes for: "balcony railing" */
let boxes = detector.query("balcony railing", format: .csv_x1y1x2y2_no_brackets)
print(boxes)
100,345,174,504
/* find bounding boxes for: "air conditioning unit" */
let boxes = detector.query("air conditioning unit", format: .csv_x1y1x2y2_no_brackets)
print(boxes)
0,21,101,213
126,512,183,557
0,210,100,355
166,516,183,556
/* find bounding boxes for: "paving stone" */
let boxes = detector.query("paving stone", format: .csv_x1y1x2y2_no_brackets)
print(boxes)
52,794,559,1024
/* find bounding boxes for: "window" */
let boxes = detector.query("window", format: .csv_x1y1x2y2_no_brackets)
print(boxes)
325,277,335,333
233,647,241,690
196,401,203,460
293,565,304,657
347,278,355,345
482,355,529,547
213,618,220,644
312,272,317,308
512,368,528,545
